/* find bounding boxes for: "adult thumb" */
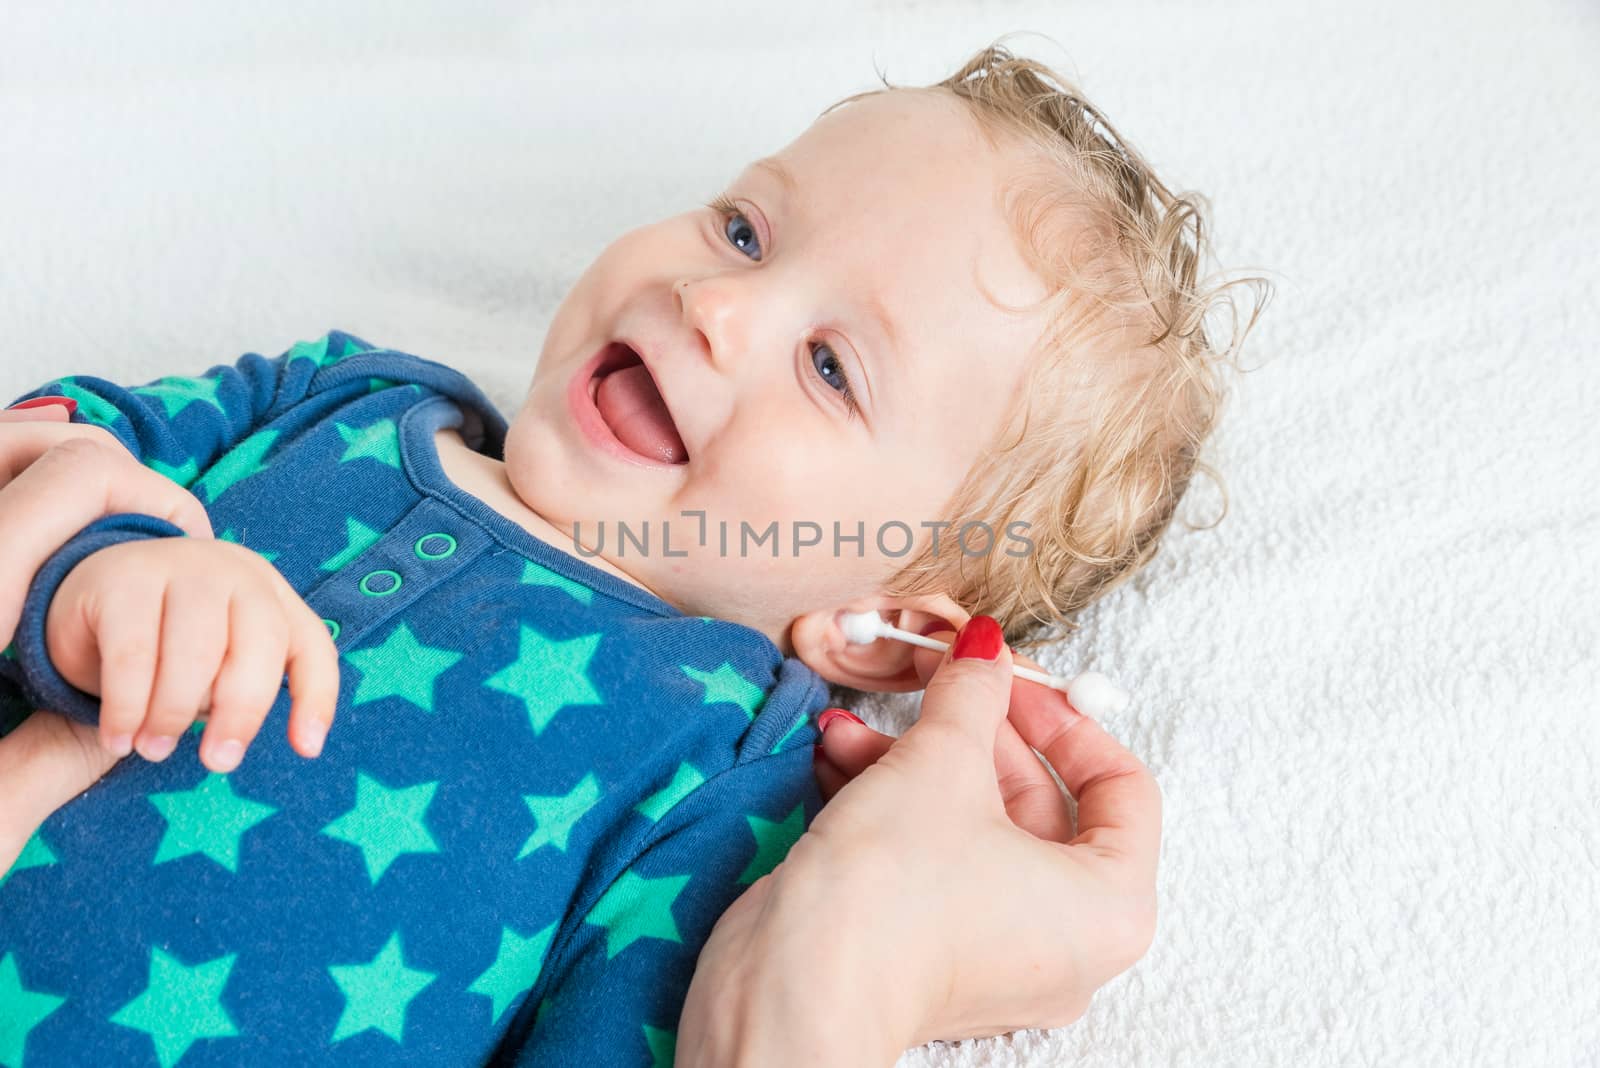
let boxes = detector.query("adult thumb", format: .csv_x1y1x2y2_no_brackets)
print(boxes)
911,615,1015,754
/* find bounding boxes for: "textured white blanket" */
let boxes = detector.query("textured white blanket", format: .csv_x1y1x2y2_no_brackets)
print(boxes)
3,2,1596,1065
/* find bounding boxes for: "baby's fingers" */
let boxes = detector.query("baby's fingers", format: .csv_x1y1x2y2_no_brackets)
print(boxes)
199,589,290,774
137,575,229,762
94,583,166,758
279,592,339,759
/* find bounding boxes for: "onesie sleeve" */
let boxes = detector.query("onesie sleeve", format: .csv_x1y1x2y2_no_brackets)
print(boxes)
0,514,189,727
492,743,823,1068
0,330,378,727
4,330,379,496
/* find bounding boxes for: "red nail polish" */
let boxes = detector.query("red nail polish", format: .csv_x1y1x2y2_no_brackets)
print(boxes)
951,615,1003,661
817,707,864,733
7,396,77,414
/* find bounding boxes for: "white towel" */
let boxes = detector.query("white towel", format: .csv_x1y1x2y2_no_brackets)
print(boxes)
2,2,1595,1064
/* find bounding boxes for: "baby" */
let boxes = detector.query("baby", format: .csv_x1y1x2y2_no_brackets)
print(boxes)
0,42,1259,1067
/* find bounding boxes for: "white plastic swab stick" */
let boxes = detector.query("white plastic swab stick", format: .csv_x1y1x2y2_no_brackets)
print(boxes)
837,610,1131,718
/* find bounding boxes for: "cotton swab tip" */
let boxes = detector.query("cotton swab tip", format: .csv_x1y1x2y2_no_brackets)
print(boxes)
838,610,886,645
1065,671,1130,718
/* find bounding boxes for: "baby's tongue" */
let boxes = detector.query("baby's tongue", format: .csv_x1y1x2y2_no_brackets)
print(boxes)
594,364,688,464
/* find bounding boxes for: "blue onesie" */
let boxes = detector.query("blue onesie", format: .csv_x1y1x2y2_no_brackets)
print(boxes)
0,331,828,1067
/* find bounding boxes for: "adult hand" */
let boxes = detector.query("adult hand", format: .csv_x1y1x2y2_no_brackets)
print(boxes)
0,398,212,852
0,397,214,654
678,615,1162,1066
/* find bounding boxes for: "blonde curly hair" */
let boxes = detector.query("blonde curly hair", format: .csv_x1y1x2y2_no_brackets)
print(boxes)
821,37,1271,648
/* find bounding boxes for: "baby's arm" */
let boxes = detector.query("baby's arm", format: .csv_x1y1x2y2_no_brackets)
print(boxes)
40,536,341,769
0,535,340,875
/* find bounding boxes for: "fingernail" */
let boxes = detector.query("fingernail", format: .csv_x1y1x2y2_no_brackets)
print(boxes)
817,707,864,733
7,396,77,413
136,734,178,761
300,720,327,759
919,620,951,637
105,732,134,757
208,738,244,773
951,615,1004,661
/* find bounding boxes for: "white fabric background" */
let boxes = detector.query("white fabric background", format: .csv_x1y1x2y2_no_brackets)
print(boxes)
2,2,1596,1065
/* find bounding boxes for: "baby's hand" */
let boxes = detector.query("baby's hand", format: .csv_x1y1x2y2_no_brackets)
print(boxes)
45,537,339,772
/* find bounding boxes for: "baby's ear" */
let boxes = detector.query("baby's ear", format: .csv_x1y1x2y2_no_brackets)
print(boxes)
788,593,968,693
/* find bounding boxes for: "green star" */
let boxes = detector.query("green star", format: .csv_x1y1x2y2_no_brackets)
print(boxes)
328,932,436,1044
335,420,401,470
218,527,277,564
467,922,557,1025
53,380,125,427
681,662,765,719
319,515,384,571
583,869,690,959
643,1025,676,1068
484,625,603,735
131,374,225,419
769,714,813,754
193,428,279,503
347,623,463,713
367,377,396,393
0,831,57,889
519,773,601,858
289,335,337,368
738,805,806,885
634,762,704,822
519,560,593,606
110,948,238,1068
146,454,199,487
340,336,369,358
148,773,277,873
321,773,441,884
0,952,65,1066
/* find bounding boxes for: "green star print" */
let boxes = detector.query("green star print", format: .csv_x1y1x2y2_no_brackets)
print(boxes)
0,952,65,1067
335,419,402,470
484,625,603,735
738,805,806,885
110,949,238,1068
347,623,464,713
467,922,557,1024
149,773,277,873
328,932,436,1044
321,774,442,883
682,662,765,718
584,869,690,959
131,374,225,419
520,773,602,857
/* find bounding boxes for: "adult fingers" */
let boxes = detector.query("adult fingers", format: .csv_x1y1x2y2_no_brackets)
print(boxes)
815,711,894,781
0,433,213,649
812,746,852,803
907,616,1014,758
910,630,1071,837
200,588,289,774
0,400,75,425
992,715,1075,842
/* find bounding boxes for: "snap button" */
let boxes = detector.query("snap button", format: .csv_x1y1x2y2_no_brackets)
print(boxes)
323,619,341,641
359,569,402,597
414,532,457,560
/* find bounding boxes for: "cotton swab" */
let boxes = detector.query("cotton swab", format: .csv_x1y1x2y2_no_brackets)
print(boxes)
837,610,1131,719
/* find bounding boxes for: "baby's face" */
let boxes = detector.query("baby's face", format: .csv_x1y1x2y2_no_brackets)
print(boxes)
504,89,1050,645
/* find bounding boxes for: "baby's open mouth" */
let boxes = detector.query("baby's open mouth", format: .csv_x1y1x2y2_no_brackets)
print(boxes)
589,342,689,465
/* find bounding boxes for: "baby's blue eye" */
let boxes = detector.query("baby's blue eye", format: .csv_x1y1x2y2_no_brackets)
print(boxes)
810,342,850,396
723,211,762,261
